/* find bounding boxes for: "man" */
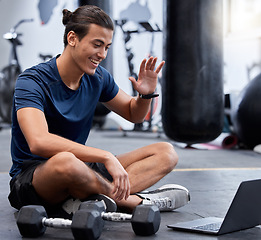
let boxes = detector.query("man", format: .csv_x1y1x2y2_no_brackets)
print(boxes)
8,5,189,217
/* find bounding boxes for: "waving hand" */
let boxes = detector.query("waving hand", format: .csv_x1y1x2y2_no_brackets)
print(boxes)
129,56,165,95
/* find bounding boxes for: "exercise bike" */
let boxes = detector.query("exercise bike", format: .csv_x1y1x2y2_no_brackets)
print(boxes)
115,19,163,133
0,18,33,126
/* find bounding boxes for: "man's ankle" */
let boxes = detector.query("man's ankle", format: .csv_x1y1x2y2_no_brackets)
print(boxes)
116,195,143,213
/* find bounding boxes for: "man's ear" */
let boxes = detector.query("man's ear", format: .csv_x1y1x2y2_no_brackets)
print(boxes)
67,31,77,47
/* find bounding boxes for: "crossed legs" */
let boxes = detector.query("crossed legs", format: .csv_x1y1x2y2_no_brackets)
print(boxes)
32,142,178,211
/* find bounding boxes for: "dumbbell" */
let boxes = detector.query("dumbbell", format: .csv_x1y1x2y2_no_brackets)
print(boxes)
80,200,161,236
16,204,105,240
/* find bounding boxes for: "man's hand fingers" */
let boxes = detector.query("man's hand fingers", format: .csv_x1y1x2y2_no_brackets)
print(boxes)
112,178,120,195
143,57,164,73
145,57,153,70
155,61,165,74
112,172,130,201
125,178,131,200
114,181,128,201
139,58,147,73
114,178,124,201
149,57,157,71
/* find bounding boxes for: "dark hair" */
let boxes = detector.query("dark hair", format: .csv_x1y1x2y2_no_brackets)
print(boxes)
62,5,114,47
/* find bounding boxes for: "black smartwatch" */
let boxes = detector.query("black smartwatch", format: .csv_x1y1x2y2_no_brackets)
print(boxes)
139,92,159,99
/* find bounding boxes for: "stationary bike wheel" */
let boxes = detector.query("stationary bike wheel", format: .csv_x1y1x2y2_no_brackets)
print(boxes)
0,65,20,123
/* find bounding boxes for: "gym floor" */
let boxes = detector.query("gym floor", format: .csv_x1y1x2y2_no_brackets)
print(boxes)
1,128,261,239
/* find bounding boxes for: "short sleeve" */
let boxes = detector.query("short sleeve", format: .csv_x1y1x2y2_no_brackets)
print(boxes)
98,66,119,102
14,72,46,112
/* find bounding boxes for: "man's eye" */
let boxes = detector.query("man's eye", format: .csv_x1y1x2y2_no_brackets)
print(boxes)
94,44,101,47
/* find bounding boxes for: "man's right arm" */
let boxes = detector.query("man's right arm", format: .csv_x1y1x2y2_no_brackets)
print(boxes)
17,107,130,200
17,107,109,160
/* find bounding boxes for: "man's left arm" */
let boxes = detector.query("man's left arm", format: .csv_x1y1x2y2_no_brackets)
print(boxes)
104,57,165,123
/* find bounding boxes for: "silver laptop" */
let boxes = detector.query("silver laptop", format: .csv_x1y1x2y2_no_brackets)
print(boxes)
168,179,261,235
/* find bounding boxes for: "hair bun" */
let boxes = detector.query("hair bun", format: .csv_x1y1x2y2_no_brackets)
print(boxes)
62,9,73,25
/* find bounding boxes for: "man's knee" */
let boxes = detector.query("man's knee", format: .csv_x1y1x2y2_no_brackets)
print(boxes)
32,152,100,203
45,152,85,181
156,142,178,172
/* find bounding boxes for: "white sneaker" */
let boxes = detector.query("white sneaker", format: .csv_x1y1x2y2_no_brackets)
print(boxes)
136,184,190,212
254,144,261,154
62,194,117,216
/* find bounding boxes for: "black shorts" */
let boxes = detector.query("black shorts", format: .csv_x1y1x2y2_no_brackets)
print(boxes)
8,160,113,217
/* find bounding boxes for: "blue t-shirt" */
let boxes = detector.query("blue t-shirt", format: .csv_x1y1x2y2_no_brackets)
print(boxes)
10,56,119,178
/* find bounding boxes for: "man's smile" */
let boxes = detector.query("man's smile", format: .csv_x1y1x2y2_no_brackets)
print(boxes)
90,58,100,65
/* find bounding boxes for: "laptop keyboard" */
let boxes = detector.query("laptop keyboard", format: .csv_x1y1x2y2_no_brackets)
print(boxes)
193,222,222,231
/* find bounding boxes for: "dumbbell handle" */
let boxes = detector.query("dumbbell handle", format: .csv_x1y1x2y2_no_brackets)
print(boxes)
101,212,132,221
42,211,132,228
42,217,72,229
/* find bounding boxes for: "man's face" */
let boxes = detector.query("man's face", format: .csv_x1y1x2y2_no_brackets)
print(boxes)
70,24,113,75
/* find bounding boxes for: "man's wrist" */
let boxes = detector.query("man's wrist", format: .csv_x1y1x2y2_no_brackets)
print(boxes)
139,92,159,99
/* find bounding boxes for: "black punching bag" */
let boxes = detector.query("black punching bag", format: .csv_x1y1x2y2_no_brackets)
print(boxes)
162,0,224,144
231,74,261,149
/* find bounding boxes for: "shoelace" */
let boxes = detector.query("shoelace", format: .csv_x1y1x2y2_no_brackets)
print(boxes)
151,197,174,209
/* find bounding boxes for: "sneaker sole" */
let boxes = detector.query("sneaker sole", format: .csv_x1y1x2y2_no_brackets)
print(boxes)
158,184,189,194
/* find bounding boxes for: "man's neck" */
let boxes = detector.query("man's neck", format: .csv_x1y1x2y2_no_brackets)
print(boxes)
56,51,83,91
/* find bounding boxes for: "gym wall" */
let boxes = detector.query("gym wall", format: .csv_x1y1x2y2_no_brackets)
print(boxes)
0,0,77,70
